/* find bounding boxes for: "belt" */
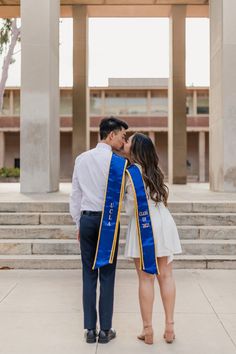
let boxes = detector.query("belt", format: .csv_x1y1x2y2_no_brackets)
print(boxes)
81,210,102,216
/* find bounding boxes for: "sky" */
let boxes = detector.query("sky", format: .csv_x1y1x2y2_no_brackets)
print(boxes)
0,17,209,87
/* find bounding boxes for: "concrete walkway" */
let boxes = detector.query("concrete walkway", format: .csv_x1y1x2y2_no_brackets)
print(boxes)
1,182,236,202
0,269,236,354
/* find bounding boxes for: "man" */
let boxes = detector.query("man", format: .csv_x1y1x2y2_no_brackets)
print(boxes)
70,117,128,344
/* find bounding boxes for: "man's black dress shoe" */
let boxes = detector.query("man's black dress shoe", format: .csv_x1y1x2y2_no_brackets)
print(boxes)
98,328,116,344
85,329,97,343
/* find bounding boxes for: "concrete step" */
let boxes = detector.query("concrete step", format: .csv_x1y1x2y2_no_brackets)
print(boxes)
0,254,236,270
0,202,69,213
1,212,236,226
39,212,236,226
1,201,236,213
180,239,236,255
108,212,236,226
172,213,236,226
1,225,236,240
0,239,79,255
186,225,236,240
0,213,40,225
0,225,76,239
1,239,236,256
121,225,236,240
118,239,236,256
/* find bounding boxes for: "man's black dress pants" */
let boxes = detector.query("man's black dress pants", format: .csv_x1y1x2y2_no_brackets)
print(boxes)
79,212,119,330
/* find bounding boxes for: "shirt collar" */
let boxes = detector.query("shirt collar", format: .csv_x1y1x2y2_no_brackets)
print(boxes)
96,142,112,151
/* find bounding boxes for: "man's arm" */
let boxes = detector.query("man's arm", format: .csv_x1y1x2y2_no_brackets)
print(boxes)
69,158,82,241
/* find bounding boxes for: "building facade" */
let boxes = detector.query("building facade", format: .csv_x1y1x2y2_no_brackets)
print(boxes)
0,78,209,181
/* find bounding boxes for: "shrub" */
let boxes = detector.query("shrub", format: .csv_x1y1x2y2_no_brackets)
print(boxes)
0,167,20,177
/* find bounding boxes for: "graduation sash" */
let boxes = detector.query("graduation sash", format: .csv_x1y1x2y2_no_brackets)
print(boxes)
93,153,127,269
126,164,159,275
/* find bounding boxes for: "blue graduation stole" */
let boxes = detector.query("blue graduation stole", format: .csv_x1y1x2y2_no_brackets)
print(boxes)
93,153,127,269
126,164,159,275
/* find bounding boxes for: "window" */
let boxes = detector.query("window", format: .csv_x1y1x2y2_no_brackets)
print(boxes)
126,92,147,115
90,91,102,115
14,158,20,169
104,91,147,116
13,90,20,115
60,90,72,115
186,92,194,115
197,91,209,114
150,90,168,116
1,91,10,116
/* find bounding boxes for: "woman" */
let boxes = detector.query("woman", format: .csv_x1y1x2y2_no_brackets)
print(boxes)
123,133,182,345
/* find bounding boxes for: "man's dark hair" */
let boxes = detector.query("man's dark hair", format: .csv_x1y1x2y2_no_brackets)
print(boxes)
99,116,128,140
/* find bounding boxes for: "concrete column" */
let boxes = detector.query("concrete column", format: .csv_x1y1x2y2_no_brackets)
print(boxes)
147,90,151,115
148,131,155,145
168,5,187,184
193,90,197,116
73,5,89,160
0,131,5,168
9,90,14,116
101,90,105,116
199,131,205,182
210,0,236,191
20,0,60,193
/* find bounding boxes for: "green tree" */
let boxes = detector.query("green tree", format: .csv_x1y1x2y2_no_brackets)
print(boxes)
0,18,21,112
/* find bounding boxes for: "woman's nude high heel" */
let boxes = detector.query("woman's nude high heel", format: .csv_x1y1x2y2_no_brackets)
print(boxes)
163,321,175,344
137,325,153,344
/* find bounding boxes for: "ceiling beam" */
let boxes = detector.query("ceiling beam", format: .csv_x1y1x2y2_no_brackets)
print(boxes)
0,4,208,18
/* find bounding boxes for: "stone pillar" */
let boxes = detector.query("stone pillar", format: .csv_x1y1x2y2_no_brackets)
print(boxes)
210,0,236,191
20,0,60,193
9,90,14,116
147,90,151,115
148,131,155,145
73,5,89,159
199,131,205,182
193,90,197,116
0,131,5,168
101,90,105,116
168,5,187,184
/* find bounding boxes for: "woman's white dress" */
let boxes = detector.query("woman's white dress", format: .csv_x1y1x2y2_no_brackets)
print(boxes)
124,165,182,264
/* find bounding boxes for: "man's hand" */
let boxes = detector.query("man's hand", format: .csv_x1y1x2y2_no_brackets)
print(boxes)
77,230,80,242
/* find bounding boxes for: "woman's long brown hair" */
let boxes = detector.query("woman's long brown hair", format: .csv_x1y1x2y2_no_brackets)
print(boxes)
130,133,169,206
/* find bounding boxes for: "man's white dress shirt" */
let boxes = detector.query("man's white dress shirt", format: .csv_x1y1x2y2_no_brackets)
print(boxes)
69,143,112,230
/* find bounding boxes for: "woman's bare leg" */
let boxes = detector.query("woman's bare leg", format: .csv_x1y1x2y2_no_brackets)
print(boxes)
156,257,176,342
134,258,155,338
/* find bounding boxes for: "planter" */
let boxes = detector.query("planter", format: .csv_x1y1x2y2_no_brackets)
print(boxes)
0,177,20,183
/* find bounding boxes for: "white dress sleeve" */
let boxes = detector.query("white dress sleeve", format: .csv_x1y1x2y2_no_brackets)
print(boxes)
123,174,135,216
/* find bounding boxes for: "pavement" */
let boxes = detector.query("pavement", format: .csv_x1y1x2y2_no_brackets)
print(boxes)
1,182,236,202
1,183,236,353
0,269,236,354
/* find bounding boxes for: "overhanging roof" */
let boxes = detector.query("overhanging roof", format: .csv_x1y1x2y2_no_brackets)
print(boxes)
0,0,209,18
0,1,208,4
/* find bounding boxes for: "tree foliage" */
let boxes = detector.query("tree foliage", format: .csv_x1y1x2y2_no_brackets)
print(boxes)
0,19,14,54
0,18,21,111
